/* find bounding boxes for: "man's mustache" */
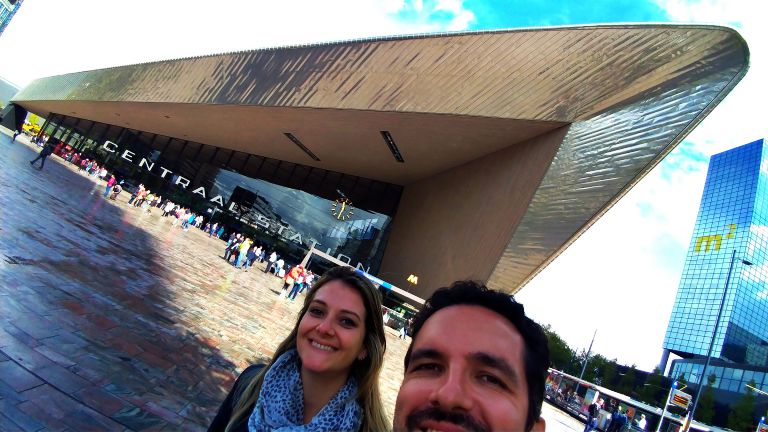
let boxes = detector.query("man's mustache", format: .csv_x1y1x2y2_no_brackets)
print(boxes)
405,406,488,432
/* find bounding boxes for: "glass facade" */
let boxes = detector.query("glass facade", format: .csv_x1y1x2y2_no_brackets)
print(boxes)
0,0,22,37
663,139,768,388
38,113,403,274
670,360,768,394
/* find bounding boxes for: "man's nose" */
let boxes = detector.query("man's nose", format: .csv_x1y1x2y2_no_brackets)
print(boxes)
430,369,473,411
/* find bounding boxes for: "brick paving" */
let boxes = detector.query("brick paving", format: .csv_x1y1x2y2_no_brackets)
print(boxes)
0,129,410,431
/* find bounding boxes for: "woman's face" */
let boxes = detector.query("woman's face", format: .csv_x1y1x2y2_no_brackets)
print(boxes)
297,280,367,379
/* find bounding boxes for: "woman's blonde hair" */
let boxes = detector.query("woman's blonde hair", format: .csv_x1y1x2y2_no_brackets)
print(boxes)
225,266,389,431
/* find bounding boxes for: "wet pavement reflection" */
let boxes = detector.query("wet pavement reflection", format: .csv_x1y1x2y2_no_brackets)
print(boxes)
0,130,409,431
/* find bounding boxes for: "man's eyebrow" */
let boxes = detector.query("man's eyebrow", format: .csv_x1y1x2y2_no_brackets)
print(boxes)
408,348,444,365
471,352,520,386
309,299,362,320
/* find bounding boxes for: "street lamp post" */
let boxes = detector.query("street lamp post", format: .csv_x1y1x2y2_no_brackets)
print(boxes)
688,250,752,427
573,329,597,406
656,381,678,432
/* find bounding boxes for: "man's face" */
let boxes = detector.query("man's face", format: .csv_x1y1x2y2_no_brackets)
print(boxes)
393,305,545,432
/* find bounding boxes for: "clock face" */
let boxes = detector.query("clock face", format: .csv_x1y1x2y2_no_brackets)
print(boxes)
331,197,354,221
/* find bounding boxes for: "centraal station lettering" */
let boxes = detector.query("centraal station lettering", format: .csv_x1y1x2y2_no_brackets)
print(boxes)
102,140,371,272
103,140,226,207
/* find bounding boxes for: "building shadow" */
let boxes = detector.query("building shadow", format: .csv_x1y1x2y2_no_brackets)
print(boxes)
0,133,264,430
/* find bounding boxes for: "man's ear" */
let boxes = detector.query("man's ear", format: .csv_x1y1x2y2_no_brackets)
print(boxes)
530,417,546,432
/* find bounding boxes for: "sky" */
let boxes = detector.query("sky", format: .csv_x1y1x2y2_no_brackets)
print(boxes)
1,0,766,371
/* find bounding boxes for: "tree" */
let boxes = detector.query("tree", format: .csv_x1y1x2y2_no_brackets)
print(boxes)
601,360,619,388
728,379,756,431
695,373,716,425
615,365,638,395
542,325,576,372
637,367,666,406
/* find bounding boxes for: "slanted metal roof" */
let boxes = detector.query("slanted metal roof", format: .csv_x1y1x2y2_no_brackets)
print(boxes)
12,24,749,292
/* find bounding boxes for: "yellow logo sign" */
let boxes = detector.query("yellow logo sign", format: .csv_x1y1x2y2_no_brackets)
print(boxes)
695,224,736,253
407,274,419,285
331,197,354,221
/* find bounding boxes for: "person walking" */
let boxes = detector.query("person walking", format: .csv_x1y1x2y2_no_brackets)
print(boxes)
29,140,54,170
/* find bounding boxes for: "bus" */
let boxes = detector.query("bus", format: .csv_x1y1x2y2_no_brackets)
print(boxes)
545,369,726,432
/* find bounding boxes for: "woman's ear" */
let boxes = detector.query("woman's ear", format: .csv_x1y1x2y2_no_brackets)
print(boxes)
357,349,368,361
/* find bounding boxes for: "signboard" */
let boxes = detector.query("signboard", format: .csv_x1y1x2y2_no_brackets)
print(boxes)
670,389,692,409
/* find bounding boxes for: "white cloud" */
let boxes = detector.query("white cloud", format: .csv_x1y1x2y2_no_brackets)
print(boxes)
0,0,475,87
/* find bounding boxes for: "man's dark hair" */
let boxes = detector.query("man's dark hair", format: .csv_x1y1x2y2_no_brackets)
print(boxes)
404,281,550,432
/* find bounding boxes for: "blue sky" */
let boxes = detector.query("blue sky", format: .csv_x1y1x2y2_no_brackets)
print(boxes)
463,0,669,27
0,0,765,370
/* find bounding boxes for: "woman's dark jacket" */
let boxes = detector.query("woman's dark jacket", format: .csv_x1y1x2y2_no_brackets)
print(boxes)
208,364,264,432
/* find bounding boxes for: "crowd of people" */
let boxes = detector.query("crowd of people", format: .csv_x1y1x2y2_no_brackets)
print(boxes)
23,133,559,432
219,232,317,301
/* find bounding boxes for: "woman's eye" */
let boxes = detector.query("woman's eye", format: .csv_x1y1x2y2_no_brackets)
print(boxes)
308,308,324,317
340,318,358,328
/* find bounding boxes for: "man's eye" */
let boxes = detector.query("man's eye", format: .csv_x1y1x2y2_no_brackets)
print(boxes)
478,373,507,389
410,363,441,373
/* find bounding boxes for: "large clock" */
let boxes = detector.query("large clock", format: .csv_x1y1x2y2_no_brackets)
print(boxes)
331,197,354,221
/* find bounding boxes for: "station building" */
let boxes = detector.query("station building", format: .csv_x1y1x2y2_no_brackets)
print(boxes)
4,24,749,300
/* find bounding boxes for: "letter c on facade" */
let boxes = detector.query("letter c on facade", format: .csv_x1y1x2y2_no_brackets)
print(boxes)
102,141,118,153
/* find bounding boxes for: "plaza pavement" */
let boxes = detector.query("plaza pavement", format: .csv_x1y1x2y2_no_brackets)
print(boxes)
0,128,584,432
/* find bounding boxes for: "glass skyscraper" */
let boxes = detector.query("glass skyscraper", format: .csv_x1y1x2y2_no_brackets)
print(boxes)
663,138,768,395
0,0,22,37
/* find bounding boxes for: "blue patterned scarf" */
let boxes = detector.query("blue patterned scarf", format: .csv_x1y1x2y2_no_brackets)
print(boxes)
248,349,362,432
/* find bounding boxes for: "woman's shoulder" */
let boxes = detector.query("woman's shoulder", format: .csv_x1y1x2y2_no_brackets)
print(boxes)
208,364,266,432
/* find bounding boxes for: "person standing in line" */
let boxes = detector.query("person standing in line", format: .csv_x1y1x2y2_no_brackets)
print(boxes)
29,140,54,170
607,407,623,432
252,245,262,263
216,225,225,239
224,234,241,261
636,414,647,431
264,251,277,273
242,246,257,272
184,212,196,231
162,200,175,217
128,184,143,205
300,270,314,295
171,209,182,227
209,222,218,237
110,181,124,200
103,174,117,198
287,266,307,300
235,237,252,268
585,398,603,432
275,257,286,278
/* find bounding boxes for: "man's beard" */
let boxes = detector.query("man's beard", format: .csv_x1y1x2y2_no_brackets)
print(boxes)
405,406,489,432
